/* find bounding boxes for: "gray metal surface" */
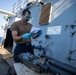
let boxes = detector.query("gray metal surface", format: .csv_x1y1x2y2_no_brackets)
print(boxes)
29,0,76,68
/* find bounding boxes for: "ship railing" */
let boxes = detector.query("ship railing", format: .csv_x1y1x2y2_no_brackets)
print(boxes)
11,0,27,13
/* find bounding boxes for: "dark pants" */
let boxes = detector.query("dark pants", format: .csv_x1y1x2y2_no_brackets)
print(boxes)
14,43,34,63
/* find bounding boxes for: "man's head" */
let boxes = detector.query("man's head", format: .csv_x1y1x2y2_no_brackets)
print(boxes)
22,9,31,21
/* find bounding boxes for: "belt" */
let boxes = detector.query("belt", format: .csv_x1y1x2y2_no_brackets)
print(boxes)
17,42,30,45
25,42,30,45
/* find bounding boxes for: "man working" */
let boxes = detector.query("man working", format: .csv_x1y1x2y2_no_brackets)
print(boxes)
11,9,42,63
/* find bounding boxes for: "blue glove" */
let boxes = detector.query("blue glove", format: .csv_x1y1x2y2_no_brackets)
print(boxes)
37,30,42,35
22,33,31,39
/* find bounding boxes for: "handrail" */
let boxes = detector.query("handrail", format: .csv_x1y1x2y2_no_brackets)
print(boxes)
11,0,27,13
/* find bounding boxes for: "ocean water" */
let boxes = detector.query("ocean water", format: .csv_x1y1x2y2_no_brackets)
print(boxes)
0,37,2,43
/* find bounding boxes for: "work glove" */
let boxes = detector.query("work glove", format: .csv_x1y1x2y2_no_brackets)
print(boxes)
22,33,31,39
31,30,42,39
37,30,42,35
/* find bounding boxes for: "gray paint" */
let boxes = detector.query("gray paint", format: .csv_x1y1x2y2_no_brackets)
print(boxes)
28,0,76,68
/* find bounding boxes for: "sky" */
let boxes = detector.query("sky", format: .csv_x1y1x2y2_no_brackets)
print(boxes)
0,0,16,37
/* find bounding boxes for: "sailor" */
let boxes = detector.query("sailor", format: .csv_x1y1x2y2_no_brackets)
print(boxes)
11,9,42,63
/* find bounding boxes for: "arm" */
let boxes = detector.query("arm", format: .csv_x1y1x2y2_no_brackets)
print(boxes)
12,31,31,41
11,31,22,42
11,22,22,42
